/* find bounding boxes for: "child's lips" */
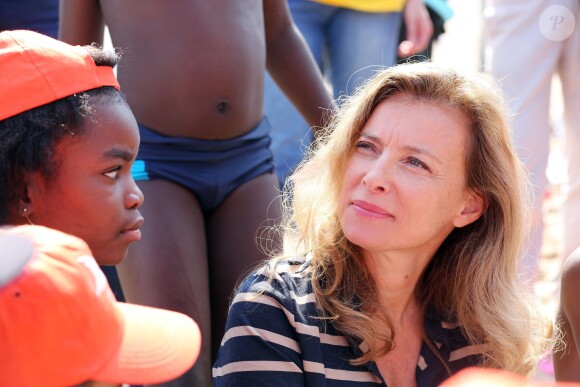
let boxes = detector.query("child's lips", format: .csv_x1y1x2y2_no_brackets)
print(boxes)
120,218,144,241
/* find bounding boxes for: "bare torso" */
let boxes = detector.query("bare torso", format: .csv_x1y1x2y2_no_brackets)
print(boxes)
100,0,265,139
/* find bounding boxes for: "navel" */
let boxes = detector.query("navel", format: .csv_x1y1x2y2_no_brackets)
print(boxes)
216,100,229,114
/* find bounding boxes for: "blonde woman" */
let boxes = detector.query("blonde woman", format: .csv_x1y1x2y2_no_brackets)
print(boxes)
213,62,552,386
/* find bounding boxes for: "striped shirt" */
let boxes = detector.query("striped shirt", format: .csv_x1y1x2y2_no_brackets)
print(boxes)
213,257,487,386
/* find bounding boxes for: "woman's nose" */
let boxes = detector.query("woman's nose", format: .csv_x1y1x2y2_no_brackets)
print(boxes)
362,158,391,193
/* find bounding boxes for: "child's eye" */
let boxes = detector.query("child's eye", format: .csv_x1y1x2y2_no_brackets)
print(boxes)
104,167,121,179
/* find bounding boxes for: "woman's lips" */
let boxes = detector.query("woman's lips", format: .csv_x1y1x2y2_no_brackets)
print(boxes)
352,200,393,218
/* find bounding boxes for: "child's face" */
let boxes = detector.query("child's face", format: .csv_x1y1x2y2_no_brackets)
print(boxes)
28,100,144,265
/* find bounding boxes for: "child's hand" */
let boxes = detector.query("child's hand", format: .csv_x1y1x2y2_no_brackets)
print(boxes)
399,0,434,57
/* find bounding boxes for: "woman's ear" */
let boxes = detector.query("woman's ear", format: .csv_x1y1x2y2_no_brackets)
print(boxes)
453,190,485,228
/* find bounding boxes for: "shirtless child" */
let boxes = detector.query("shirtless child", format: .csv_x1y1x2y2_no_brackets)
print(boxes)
60,2,332,385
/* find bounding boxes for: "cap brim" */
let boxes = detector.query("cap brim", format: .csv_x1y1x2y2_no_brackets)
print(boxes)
93,302,202,385
0,234,33,287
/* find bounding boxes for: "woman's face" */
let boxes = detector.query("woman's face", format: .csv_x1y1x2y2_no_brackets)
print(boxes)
338,94,482,258
27,100,144,265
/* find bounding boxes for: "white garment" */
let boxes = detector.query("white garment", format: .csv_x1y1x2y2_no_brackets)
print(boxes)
484,0,580,281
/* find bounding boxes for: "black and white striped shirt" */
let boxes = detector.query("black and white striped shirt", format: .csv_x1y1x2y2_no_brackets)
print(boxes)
213,257,487,386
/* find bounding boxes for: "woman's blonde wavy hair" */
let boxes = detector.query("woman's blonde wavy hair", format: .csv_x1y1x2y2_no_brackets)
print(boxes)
273,62,553,375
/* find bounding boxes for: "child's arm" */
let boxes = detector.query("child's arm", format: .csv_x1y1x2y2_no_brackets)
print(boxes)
554,248,580,381
264,0,334,135
59,0,106,46
398,0,434,57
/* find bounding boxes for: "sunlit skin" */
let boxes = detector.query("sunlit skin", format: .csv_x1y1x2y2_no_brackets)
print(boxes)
59,4,332,381
338,94,484,386
26,99,144,265
339,94,482,269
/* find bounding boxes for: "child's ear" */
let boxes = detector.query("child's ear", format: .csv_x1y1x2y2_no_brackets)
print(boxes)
453,190,485,228
20,172,45,217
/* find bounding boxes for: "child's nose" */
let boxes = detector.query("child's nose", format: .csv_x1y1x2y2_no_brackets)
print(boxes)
126,181,144,209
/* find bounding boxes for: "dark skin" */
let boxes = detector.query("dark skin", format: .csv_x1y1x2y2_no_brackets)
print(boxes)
59,0,330,139
554,247,580,381
60,2,332,386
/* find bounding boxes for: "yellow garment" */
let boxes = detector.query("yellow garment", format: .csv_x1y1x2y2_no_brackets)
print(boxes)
310,0,405,13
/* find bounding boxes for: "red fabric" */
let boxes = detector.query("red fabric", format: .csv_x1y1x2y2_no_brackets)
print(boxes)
0,225,201,387
0,29,119,121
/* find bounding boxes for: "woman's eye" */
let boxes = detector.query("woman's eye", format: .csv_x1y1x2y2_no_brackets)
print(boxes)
355,141,374,151
408,157,430,171
104,167,121,179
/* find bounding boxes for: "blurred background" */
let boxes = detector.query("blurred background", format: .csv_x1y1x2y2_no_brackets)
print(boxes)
432,2,566,380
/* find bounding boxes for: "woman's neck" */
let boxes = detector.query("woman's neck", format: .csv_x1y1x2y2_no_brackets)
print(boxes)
364,250,429,323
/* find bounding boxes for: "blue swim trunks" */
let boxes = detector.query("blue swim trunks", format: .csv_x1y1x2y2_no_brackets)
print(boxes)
131,117,275,214
0,0,59,38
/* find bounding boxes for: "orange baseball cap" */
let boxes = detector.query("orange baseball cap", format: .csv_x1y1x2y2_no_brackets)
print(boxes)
0,225,202,387
0,29,120,121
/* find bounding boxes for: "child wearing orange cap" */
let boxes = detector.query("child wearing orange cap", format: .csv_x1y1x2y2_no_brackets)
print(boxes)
0,29,144,265
60,2,334,384
0,224,202,387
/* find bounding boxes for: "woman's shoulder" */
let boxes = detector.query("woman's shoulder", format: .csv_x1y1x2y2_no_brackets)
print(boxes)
227,255,321,335
215,256,366,386
238,255,314,299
